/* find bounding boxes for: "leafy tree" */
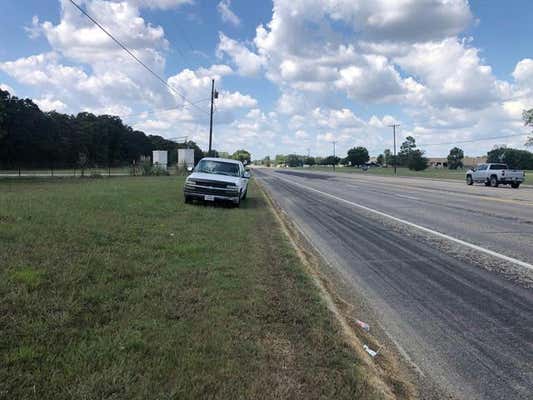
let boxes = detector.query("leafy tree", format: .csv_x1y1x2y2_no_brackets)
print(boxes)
398,136,416,166
407,149,428,171
286,154,304,167
346,146,369,167
524,109,533,147
262,156,271,167
376,154,384,165
0,88,206,169
232,149,252,165
383,149,392,166
305,156,316,166
447,147,464,169
487,147,533,169
205,149,219,158
274,154,286,166
321,155,341,166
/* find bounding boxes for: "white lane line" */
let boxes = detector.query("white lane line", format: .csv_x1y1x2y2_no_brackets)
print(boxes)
394,194,421,201
273,173,533,272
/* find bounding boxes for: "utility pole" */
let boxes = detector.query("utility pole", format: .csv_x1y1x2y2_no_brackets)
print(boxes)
389,124,400,175
208,79,218,156
332,141,337,172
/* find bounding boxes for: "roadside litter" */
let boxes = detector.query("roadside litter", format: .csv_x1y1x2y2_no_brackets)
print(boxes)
363,344,378,358
355,319,370,331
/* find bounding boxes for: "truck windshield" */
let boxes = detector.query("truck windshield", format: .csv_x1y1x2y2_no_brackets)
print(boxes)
195,160,240,177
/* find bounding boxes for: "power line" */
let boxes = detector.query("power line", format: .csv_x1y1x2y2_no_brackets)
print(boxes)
68,0,209,115
418,133,528,147
122,97,213,120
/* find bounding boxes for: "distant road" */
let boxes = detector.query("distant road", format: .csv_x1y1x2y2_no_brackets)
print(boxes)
256,168,533,400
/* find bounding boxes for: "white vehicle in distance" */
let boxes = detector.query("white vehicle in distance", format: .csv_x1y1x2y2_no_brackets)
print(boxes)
466,163,525,188
184,157,250,206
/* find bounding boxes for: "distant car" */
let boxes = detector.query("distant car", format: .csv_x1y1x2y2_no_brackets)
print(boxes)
184,157,250,206
466,163,525,188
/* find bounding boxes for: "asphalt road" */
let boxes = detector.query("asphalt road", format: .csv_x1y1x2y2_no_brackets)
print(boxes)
255,168,533,400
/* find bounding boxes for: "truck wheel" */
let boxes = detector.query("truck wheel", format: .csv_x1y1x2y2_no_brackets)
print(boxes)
484,181,490,186
490,176,499,188
511,182,520,189
466,175,473,185
242,188,248,200
184,196,192,204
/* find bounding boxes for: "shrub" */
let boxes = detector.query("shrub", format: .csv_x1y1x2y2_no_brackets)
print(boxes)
407,150,428,171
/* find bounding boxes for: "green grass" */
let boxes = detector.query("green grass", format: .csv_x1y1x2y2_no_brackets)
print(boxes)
0,177,376,400
292,166,532,182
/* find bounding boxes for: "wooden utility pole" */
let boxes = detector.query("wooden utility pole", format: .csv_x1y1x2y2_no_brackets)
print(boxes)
389,124,400,175
208,79,218,156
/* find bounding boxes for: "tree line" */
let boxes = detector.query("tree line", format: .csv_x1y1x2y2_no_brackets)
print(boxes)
261,110,533,171
0,89,207,169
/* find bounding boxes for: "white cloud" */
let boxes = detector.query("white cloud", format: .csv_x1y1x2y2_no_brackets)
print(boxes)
217,0,240,27
217,91,257,110
127,0,192,9
513,59,533,89
34,96,68,112
0,84,15,94
394,38,504,109
217,33,264,76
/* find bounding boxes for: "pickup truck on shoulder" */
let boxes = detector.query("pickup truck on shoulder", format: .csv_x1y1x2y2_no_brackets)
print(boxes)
466,163,525,188
184,157,250,206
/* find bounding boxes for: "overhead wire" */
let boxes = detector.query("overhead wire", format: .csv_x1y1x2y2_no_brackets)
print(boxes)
68,0,209,116
417,133,528,147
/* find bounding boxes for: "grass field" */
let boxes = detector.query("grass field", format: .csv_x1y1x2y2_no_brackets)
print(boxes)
0,177,378,399
290,165,532,182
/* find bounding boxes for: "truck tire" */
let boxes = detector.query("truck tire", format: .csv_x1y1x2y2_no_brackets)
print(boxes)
242,188,248,200
511,182,520,189
484,181,490,187
466,175,473,185
490,175,499,188
184,195,192,204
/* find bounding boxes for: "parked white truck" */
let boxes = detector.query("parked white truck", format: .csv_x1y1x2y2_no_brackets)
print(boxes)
466,163,525,188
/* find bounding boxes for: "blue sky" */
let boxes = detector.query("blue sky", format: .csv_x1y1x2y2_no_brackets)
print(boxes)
1,0,532,159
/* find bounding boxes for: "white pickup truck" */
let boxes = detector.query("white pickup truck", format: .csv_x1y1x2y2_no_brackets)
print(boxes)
466,163,525,188
184,157,250,206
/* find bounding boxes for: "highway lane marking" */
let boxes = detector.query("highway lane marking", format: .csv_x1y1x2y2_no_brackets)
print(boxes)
290,171,533,207
393,194,421,201
272,173,533,272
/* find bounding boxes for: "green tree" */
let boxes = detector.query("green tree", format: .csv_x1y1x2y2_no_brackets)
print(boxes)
447,147,464,169
286,154,303,167
398,136,416,166
487,147,533,169
305,156,316,166
346,146,369,167
383,149,392,166
376,154,384,165
407,149,428,171
263,156,271,167
321,155,341,166
232,149,252,165
524,109,533,147
274,154,287,166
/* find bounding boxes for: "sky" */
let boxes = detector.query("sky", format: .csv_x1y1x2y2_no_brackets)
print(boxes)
1,0,532,159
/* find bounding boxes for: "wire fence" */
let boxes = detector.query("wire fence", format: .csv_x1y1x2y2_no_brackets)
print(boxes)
0,164,191,178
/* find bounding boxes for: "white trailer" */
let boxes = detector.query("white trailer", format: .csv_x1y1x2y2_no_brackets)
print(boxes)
152,150,168,169
178,148,195,169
